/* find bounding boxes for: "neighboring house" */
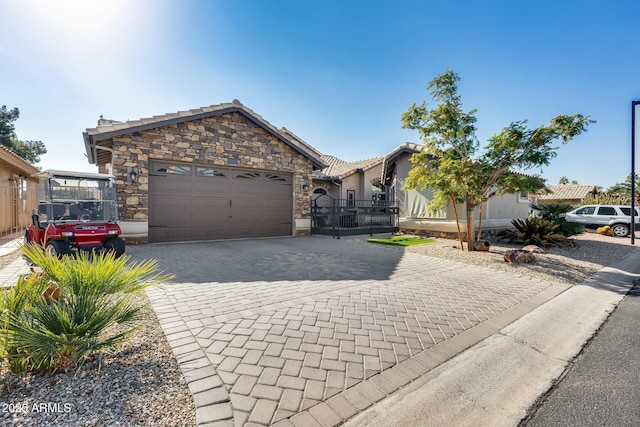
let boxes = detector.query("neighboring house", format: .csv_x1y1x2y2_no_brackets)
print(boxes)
0,145,39,236
312,155,385,204
537,184,598,206
83,100,326,244
382,142,537,237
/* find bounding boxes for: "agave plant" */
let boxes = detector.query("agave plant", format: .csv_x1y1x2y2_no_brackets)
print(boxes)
0,245,173,373
530,203,584,237
498,217,568,247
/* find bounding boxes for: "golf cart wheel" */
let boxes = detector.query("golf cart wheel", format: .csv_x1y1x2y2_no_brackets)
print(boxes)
104,237,125,258
24,231,31,245
611,223,630,237
46,240,70,257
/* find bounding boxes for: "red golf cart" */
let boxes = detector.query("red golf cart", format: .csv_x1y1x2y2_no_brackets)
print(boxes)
25,170,125,257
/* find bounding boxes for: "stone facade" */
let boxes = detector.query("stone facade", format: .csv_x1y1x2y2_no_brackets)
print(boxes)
101,112,315,242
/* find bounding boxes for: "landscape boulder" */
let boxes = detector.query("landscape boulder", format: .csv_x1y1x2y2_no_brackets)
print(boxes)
503,249,536,263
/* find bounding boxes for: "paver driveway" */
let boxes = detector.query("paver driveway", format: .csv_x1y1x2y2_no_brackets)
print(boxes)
127,236,568,426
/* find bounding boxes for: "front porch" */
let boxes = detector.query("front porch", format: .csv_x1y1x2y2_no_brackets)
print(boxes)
310,195,399,238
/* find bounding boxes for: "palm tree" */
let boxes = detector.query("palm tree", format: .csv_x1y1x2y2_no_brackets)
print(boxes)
1,246,172,373
607,174,640,199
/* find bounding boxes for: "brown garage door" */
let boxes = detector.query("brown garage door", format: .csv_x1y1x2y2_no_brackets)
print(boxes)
149,161,293,242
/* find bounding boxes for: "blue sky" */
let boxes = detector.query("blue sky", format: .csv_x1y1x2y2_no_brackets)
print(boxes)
1,0,639,189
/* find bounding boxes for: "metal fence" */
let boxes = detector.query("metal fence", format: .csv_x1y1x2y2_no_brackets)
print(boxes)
310,195,399,238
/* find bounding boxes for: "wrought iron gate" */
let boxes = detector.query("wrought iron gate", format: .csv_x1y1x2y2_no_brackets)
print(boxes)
310,195,399,237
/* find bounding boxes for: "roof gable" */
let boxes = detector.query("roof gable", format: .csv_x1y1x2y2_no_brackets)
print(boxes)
314,154,384,180
83,100,326,169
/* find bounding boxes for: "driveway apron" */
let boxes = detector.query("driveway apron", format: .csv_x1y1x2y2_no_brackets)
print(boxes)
128,236,568,426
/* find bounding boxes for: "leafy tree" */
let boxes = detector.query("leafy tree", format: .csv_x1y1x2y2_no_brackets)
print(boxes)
558,176,569,184
402,70,594,250
0,105,47,163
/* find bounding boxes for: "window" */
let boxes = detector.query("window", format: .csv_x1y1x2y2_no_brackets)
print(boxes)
596,206,617,216
619,207,640,216
19,178,27,212
347,190,355,207
313,188,327,195
156,164,191,175
196,167,226,177
575,206,596,215
518,191,529,203
266,173,288,182
234,172,260,180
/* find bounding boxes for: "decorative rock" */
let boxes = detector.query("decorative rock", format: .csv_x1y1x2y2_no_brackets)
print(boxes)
503,249,537,263
522,245,545,254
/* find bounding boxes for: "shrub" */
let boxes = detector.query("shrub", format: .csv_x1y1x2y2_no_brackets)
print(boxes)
0,245,173,373
581,193,629,205
497,217,568,247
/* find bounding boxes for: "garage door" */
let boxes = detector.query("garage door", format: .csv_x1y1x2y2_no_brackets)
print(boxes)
149,161,293,242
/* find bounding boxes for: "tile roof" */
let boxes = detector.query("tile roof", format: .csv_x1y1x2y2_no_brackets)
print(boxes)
83,100,326,169
313,155,384,180
0,144,39,177
538,184,598,201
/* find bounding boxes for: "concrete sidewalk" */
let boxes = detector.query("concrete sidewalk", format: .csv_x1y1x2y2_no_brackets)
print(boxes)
0,237,31,288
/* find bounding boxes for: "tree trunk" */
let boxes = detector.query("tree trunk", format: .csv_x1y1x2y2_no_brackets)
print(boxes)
466,203,475,252
450,194,465,250
476,202,484,242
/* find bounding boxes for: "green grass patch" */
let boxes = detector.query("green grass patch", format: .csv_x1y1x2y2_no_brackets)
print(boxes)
367,236,436,246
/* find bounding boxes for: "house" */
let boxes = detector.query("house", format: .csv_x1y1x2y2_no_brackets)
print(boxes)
537,184,598,206
311,155,385,203
382,142,537,237
83,100,326,244
0,145,39,237
81,100,548,243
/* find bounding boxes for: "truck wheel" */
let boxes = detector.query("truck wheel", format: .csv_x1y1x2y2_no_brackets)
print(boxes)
46,240,70,257
104,237,125,258
611,223,630,237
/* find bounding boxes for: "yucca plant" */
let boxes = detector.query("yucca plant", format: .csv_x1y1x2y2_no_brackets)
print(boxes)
498,217,568,247
0,245,173,373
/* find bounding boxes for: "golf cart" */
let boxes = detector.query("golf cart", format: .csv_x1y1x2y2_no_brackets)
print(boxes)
25,170,125,257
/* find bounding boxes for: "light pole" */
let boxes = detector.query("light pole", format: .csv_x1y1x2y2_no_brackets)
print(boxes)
632,101,639,245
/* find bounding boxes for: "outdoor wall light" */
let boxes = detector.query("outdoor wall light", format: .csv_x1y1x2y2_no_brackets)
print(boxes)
301,180,309,191
127,166,139,183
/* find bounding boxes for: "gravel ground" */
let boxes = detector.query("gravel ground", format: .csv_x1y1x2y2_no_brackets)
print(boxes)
402,231,640,286
0,295,196,427
0,231,636,426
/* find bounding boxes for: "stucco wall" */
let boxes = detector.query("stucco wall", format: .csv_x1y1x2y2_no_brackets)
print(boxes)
102,112,315,241
394,151,533,223
0,161,38,235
